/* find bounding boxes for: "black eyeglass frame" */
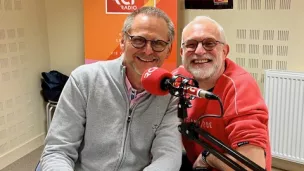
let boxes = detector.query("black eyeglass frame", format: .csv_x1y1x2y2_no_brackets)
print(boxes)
182,38,225,52
125,31,170,52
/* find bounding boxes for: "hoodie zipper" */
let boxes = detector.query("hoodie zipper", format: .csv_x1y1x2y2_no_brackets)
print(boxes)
114,92,150,170
114,104,136,171
127,108,132,123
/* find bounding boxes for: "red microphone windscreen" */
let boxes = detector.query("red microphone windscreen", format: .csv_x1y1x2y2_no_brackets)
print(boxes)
141,67,172,96
171,65,193,78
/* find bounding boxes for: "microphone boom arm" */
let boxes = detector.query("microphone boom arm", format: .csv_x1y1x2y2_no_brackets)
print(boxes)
178,121,265,171
171,76,265,171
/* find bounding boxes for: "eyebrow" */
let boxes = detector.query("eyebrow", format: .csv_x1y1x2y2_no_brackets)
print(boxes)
127,32,170,42
184,36,217,42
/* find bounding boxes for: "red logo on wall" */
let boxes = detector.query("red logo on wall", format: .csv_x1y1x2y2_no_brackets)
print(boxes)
214,0,228,3
106,0,146,14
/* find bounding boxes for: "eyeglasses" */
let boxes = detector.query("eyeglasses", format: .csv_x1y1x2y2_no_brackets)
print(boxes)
125,32,169,52
182,38,225,52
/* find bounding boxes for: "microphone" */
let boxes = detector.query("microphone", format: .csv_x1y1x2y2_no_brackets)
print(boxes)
171,65,193,78
184,84,218,100
141,67,218,100
141,67,172,96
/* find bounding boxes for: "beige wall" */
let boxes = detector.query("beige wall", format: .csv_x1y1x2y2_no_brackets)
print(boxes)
0,0,84,169
45,0,84,76
179,0,304,94
0,0,50,169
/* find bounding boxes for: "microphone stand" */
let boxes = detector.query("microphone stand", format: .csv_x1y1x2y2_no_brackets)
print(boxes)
170,76,266,171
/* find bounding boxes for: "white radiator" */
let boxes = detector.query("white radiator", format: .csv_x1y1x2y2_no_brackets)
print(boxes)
264,70,304,164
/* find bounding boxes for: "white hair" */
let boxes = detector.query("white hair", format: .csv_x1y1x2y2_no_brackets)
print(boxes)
181,16,227,45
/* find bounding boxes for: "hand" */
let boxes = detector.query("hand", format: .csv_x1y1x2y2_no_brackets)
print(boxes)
193,153,210,169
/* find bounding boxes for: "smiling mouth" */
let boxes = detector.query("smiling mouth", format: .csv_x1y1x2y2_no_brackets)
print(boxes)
136,56,158,62
192,59,212,64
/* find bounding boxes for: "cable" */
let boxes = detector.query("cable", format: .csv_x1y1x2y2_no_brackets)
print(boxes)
197,96,224,123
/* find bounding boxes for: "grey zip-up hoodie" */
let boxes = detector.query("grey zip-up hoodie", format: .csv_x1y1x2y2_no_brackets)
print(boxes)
40,57,182,171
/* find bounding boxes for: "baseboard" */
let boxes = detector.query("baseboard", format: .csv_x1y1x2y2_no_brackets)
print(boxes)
0,133,45,170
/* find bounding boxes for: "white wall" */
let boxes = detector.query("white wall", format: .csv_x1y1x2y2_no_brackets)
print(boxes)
179,0,304,94
0,0,84,169
0,0,50,169
45,0,84,76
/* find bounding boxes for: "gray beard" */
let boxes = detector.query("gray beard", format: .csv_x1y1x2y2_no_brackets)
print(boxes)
188,64,219,81
182,53,221,81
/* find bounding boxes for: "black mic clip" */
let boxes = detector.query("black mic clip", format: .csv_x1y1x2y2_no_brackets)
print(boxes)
168,75,199,119
168,74,199,100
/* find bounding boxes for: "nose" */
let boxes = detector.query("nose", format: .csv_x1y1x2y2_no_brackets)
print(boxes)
143,41,154,55
194,42,207,55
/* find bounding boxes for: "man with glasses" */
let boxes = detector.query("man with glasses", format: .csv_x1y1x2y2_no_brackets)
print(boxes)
175,16,271,171
39,6,182,171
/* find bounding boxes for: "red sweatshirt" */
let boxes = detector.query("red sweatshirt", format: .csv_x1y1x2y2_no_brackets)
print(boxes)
173,58,271,171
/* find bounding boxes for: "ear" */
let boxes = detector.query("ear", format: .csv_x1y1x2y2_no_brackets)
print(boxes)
180,47,184,57
120,36,125,51
223,44,230,58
